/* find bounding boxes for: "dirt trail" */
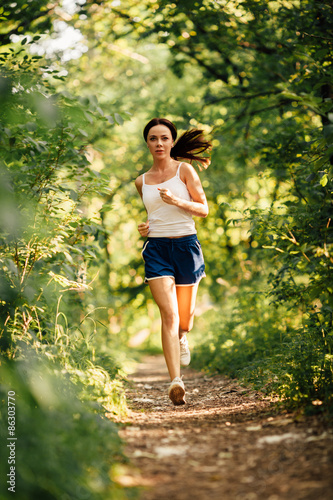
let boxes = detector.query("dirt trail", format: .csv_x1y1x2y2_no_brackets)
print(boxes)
116,355,333,500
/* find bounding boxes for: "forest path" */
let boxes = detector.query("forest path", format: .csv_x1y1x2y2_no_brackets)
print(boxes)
116,355,333,500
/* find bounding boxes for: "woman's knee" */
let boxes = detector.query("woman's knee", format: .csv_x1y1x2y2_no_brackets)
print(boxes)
160,309,179,331
179,315,194,333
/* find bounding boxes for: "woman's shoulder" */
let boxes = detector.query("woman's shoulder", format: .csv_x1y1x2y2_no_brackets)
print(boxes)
179,161,195,172
135,174,145,197
135,174,143,187
179,162,199,181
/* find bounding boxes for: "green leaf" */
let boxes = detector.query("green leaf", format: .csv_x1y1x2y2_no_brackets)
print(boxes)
105,115,114,124
69,189,78,201
114,113,123,125
306,173,316,182
84,111,94,123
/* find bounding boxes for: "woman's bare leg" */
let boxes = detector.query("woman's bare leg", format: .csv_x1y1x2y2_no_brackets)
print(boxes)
148,277,180,380
176,283,199,339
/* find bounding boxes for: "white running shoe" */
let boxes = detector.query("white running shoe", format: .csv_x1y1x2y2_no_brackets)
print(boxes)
168,377,186,405
180,335,191,366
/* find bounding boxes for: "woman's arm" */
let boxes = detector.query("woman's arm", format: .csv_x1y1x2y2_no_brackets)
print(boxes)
135,175,150,236
158,163,209,218
135,175,143,198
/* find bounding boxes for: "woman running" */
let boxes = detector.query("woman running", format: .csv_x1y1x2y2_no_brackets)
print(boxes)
135,118,211,405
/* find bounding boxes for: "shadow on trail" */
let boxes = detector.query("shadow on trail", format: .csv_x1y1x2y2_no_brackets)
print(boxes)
115,355,333,500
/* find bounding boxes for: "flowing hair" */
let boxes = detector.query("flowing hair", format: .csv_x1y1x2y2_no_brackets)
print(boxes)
143,118,212,169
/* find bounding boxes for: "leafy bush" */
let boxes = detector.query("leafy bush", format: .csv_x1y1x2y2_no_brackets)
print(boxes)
0,26,136,500
192,283,333,416
0,348,133,500
0,42,113,354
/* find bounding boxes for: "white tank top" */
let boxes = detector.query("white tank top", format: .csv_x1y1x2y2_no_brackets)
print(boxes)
142,163,196,237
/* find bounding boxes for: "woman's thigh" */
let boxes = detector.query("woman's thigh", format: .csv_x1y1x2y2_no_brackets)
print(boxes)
176,284,199,331
148,277,179,319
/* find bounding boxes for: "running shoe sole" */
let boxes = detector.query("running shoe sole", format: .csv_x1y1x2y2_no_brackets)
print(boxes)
169,383,186,406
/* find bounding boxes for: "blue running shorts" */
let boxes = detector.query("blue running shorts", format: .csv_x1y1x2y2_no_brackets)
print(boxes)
141,234,206,286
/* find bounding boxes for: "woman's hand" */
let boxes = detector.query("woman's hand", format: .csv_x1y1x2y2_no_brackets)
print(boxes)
157,188,178,205
138,221,150,237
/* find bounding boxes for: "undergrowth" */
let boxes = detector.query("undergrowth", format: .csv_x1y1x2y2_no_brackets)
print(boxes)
192,287,333,418
0,347,135,500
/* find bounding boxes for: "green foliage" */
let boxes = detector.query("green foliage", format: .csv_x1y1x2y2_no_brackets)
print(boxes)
0,0,52,45
0,37,117,352
192,289,289,380
192,285,333,415
0,349,131,500
0,10,136,500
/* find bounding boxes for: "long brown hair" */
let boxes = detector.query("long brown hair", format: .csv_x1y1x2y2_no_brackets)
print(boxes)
143,118,212,169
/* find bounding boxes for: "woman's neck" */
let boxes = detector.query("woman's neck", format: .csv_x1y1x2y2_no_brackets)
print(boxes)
152,157,174,171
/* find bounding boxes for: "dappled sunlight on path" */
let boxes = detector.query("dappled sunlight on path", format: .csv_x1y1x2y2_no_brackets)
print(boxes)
115,355,333,500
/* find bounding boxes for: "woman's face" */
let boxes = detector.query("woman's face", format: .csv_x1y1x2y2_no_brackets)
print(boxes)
146,124,173,160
